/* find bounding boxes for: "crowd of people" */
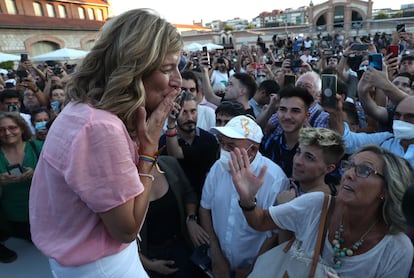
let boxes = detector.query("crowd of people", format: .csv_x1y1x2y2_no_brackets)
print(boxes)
0,7,414,278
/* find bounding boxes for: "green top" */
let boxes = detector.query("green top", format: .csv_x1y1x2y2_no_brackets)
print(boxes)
0,140,43,222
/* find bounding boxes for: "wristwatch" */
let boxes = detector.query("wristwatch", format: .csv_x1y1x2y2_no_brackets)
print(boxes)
186,214,198,223
238,198,257,211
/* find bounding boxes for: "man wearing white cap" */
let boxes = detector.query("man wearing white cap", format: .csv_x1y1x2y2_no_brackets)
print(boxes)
199,115,289,277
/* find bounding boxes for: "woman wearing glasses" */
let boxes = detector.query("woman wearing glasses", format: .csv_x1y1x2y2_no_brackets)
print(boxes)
0,112,42,263
229,144,414,277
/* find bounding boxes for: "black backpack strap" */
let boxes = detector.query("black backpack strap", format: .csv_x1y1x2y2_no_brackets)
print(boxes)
29,140,40,159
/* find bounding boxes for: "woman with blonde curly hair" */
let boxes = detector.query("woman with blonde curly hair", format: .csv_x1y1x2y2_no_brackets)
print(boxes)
29,9,183,277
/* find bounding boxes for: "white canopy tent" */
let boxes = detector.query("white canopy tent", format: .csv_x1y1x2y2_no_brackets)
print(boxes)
31,48,89,62
202,43,224,51
183,42,203,52
0,52,20,63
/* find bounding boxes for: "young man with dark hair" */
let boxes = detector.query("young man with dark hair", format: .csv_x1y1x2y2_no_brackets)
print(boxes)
248,79,280,117
215,101,245,127
180,70,216,131
261,86,313,177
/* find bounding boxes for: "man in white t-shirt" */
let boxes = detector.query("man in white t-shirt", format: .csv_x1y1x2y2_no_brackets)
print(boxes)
300,48,313,64
210,57,229,93
200,115,289,277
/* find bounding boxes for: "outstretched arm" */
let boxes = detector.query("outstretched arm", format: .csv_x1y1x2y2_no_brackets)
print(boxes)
200,65,221,107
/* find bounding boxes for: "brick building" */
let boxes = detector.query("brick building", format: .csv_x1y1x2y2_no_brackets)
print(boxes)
0,0,110,57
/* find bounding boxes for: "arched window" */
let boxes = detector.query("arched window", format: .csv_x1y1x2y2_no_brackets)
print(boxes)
46,3,55,17
96,9,104,21
30,41,59,57
78,7,86,19
84,40,95,50
33,2,43,16
333,6,345,28
5,0,17,15
58,5,67,18
88,8,95,20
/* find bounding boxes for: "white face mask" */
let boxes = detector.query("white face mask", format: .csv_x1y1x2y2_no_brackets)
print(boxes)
219,144,255,172
393,120,414,140
219,149,231,172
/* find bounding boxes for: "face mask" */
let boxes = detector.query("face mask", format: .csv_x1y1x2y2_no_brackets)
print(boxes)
35,121,47,131
219,144,255,172
393,120,414,139
219,149,231,172
50,101,60,112
256,76,265,84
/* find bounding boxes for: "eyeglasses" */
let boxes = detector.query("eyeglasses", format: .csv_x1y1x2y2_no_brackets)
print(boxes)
0,125,19,133
181,87,196,93
340,160,384,179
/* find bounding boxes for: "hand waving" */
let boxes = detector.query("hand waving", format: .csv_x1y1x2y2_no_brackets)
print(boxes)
229,148,267,203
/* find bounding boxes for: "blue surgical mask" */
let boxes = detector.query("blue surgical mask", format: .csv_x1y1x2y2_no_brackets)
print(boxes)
35,121,47,131
50,101,60,112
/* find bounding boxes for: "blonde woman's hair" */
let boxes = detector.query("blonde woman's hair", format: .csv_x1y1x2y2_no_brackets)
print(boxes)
299,127,345,165
352,145,414,234
65,8,182,138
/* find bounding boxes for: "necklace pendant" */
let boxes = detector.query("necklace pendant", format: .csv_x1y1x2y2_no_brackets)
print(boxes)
346,249,353,256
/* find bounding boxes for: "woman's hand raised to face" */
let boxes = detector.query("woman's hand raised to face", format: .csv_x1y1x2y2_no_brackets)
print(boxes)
135,91,178,156
229,147,267,203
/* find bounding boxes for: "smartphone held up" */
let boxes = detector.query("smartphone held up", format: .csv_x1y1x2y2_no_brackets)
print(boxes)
171,91,187,119
368,53,383,71
321,74,337,108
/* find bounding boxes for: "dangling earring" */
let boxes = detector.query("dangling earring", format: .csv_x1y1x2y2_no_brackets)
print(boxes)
380,196,384,201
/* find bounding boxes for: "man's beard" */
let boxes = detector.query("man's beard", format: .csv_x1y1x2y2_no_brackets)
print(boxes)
178,121,196,133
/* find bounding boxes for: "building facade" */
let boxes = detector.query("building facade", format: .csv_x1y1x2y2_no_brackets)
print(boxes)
0,0,110,57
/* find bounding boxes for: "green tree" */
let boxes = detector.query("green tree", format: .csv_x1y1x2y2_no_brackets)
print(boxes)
374,12,388,20
0,61,14,69
391,11,403,18
224,25,234,31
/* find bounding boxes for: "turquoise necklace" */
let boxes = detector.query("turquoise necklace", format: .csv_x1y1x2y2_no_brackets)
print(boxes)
332,216,378,269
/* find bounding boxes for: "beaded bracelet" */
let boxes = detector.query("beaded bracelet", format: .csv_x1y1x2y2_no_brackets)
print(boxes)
165,129,177,137
139,173,154,181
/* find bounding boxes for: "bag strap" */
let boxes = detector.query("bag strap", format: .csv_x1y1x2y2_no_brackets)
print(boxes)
309,193,330,278
283,236,296,253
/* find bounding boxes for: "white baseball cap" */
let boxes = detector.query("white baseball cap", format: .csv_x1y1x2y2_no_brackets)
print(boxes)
210,115,263,143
